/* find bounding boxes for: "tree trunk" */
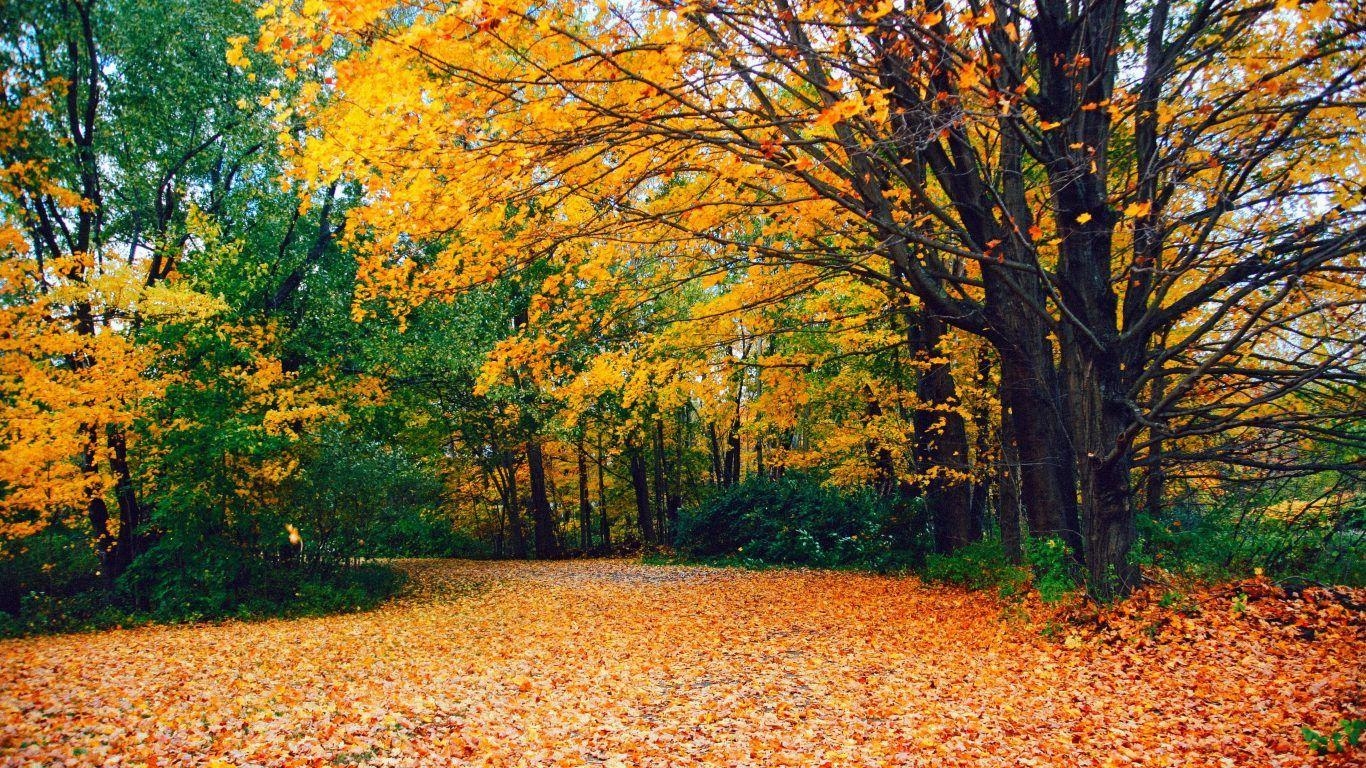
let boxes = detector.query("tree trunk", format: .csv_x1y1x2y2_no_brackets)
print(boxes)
707,422,724,486
105,426,142,579
1144,356,1168,522
997,346,1083,557
724,426,741,487
669,407,684,535
968,351,992,543
652,418,667,543
628,439,655,544
502,454,527,559
525,439,559,559
998,398,1024,564
1064,346,1139,600
1033,0,1136,600
909,312,976,554
577,439,592,551
597,436,611,548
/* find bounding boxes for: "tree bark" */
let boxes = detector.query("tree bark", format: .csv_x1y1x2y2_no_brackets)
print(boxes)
652,418,667,543
997,346,1083,557
707,422,724,486
908,312,976,554
501,454,527,559
597,435,611,548
577,439,593,551
998,398,1024,564
525,439,559,559
105,426,142,578
628,438,655,544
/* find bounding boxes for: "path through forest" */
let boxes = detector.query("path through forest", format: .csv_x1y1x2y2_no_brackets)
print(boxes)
1,559,1361,767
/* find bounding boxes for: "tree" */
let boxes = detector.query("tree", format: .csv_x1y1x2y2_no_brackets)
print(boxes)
261,0,1366,598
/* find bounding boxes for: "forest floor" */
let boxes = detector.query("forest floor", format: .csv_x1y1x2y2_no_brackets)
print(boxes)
0,559,1361,768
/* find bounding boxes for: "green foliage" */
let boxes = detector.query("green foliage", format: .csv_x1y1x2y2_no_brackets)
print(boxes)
1137,491,1364,585
0,525,101,615
922,536,1078,604
1026,537,1080,604
1302,719,1365,755
922,539,1028,597
1158,589,1200,615
0,562,403,638
674,473,915,570
359,511,492,559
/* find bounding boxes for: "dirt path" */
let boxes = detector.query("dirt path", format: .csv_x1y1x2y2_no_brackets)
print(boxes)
1,559,1360,767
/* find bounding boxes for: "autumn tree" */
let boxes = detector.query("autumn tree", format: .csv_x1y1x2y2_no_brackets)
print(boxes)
257,0,1366,597
2,0,446,615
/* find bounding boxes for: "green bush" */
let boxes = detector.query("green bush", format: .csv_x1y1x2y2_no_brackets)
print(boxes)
674,473,917,570
1302,719,1365,755
922,537,1078,603
359,510,491,559
0,560,404,638
1136,495,1364,585
1026,537,1079,604
922,538,1029,598
0,525,102,615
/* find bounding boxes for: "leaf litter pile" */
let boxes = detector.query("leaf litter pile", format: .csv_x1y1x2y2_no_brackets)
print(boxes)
1,560,1361,767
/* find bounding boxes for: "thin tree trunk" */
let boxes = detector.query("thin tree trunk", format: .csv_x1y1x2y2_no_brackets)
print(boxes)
526,439,559,559
652,418,667,542
628,439,655,545
577,438,592,551
724,426,741,487
596,435,611,548
1145,350,1168,521
502,454,527,559
968,350,993,543
707,422,724,486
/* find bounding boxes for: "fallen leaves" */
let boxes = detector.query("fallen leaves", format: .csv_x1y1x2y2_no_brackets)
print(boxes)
0,560,1361,767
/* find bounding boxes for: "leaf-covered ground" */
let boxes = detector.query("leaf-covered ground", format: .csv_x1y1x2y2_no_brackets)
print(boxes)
1,560,1361,767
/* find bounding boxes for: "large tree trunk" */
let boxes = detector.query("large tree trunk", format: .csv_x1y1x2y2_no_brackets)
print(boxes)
525,439,559,559
1064,343,1139,600
908,312,976,554
1033,0,1136,599
996,344,1084,556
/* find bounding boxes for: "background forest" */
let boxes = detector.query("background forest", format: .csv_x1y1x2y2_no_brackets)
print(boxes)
1,0,1363,634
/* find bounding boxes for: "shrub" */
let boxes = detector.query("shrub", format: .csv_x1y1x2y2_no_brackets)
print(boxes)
674,473,917,570
922,536,1079,604
922,538,1028,596
0,525,101,615
359,510,491,559
1026,537,1079,604
1136,494,1364,586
